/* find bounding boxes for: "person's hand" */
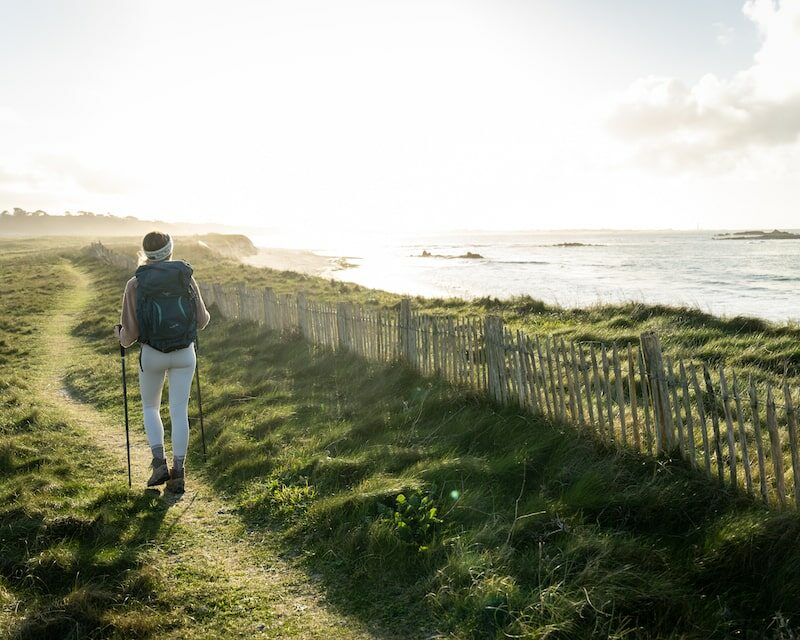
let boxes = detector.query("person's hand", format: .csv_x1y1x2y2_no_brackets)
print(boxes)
113,324,122,340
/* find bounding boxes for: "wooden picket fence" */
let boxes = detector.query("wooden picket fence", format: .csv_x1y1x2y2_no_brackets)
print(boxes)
89,242,800,509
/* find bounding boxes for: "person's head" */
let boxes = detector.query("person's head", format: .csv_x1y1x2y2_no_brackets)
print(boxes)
138,231,173,265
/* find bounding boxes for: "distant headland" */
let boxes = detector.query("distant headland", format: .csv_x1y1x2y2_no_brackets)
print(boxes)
714,229,800,240
0,207,251,239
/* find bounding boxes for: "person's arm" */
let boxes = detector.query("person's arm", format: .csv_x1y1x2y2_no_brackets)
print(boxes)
115,278,139,347
191,276,211,330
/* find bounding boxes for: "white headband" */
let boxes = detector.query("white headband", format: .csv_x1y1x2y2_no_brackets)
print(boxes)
144,236,173,261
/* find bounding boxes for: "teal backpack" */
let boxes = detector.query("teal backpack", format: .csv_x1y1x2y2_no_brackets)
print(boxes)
135,261,198,353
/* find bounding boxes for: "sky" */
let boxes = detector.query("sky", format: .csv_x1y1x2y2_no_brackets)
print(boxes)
0,0,798,232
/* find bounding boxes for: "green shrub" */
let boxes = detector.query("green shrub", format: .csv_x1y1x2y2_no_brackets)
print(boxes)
377,491,443,552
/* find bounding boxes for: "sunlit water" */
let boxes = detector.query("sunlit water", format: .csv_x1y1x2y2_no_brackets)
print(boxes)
250,230,800,323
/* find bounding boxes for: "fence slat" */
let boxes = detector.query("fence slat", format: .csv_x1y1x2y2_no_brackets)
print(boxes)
783,382,800,509
500,326,511,404
590,345,606,435
520,331,535,410
536,337,553,419
703,365,726,485
447,317,456,384
628,344,641,451
639,349,654,455
718,367,739,491
579,345,595,432
679,360,697,469
667,357,686,458
545,337,560,420
749,377,769,504
640,333,672,454
515,331,527,408
766,384,787,508
561,339,578,423
602,346,615,443
550,337,566,420
613,345,627,446
570,342,586,427
485,316,503,403
690,364,712,478
732,373,754,497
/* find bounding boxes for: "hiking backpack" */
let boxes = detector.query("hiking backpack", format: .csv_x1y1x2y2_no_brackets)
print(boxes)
135,260,198,352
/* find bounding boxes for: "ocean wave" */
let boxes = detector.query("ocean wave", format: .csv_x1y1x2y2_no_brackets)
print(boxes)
752,274,800,282
494,260,549,265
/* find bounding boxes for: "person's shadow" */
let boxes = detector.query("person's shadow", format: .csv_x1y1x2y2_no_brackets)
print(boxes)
8,484,176,640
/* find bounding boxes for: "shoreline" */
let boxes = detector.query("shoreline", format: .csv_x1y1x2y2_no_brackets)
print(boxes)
240,247,356,276
235,235,800,324
237,257,800,327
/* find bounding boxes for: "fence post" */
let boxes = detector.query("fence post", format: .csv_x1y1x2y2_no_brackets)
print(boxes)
262,288,274,330
485,316,504,403
399,298,413,364
337,301,351,351
297,291,308,339
640,332,672,455
213,283,227,319
235,284,246,321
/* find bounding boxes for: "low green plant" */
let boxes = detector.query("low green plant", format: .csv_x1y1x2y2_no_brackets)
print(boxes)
378,490,443,552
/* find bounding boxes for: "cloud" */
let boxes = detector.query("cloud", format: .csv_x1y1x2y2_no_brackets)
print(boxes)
607,0,800,172
0,153,130,195
0,106,17,124
34,154,130,194
713,22,736,46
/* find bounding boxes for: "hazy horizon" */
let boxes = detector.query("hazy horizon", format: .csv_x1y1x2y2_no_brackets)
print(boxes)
3,208,800,236
0,207,800,236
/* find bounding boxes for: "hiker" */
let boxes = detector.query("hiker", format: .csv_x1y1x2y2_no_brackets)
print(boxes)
113,231,211,493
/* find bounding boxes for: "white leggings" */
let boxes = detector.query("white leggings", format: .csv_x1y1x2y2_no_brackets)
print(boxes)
138,343,196,458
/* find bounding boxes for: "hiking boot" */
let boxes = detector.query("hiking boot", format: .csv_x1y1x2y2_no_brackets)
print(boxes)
147,458,170,487
166,467,185,494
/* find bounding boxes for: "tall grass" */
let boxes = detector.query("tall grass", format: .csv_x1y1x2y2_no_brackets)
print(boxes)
61,243,800,638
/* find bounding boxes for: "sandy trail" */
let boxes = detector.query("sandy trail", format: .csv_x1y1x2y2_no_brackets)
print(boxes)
36,260,380,640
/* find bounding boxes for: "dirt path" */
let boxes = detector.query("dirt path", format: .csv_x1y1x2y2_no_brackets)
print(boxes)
36,260,381,640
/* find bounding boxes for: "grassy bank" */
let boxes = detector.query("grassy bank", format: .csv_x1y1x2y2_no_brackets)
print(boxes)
4,237,800,638
65,242,800,637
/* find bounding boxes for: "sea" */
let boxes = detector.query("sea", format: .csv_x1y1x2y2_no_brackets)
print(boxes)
250,230,800,324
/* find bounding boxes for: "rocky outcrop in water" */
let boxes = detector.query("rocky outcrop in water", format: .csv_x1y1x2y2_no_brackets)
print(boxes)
418,250,484,259
715,229,800,240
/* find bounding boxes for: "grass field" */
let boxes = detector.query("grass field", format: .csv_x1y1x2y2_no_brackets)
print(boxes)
3,236,800,638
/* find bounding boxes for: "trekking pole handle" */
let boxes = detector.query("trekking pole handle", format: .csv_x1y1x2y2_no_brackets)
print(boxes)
115,325,124,357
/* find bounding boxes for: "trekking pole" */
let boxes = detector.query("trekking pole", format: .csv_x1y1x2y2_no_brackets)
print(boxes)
194,338,207,462
119,343,132,488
